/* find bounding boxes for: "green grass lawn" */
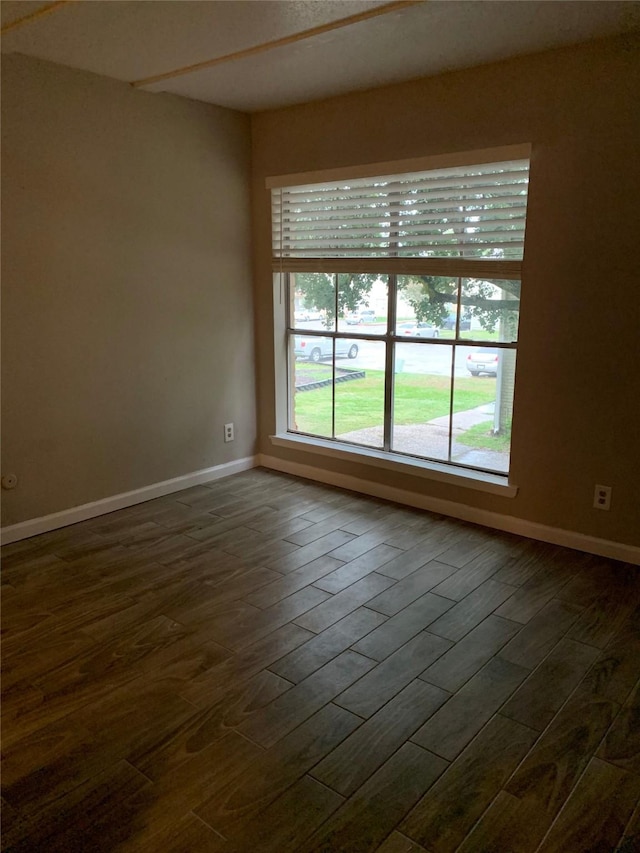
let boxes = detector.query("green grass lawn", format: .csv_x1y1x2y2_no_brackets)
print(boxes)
459,419,512,452
294,369,495,436
294,362,334,385
435,329,501,342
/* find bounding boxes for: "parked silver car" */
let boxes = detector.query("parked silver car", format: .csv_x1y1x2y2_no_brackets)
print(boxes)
294,336,359,362
397,322,440,338
346,309,376,325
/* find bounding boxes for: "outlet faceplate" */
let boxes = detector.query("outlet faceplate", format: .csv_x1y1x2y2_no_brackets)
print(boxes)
224,423,234,443
593,484,612,511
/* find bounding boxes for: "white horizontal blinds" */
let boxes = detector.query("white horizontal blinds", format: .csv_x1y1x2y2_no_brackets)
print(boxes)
272,158,529,269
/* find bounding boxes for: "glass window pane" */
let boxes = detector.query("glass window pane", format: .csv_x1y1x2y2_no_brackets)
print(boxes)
437,302,470,338
289,337,333,438
291,272,336,331
396,275,458,337
338,274,388,335
459,279,520,343
451,346,516,473
391,342,453,461
334,340,385,449
286,270,517,477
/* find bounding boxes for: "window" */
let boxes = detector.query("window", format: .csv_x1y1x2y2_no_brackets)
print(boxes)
270,146,530,479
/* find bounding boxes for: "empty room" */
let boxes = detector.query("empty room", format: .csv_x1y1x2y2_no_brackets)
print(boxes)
1,1,639,851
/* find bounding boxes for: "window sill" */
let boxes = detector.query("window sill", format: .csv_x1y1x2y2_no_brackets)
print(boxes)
269,433,518,498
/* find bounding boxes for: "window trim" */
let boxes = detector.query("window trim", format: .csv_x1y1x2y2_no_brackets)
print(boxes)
269,432,518,498
269,146,529,493
266,143,531,190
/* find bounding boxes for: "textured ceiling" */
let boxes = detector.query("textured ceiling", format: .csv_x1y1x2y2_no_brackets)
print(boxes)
2,0,639,112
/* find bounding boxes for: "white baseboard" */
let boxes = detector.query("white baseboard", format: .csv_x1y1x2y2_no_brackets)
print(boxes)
259,453,640,565
4,452,638,565
0,456,259,545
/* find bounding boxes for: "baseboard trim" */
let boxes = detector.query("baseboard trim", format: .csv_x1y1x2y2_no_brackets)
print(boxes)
259,453,640,565
1,456,259,545
4,453,637,564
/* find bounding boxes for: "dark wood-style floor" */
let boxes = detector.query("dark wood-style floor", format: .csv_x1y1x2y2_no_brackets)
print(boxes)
2,468,639,852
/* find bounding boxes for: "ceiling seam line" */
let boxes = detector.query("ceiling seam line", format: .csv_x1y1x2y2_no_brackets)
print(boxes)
130,0,424,89
1,0,75,35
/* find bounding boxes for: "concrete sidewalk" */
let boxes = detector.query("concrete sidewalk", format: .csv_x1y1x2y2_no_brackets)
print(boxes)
338,403,508,471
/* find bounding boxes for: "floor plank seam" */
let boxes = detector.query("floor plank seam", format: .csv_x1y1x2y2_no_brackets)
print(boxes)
2,469,638,853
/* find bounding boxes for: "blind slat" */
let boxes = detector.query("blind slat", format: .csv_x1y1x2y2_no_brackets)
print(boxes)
275,217,528,239
273,256,523,278
275,244,525,257
282,163,529,196
277,210,525,227
276,185,528,211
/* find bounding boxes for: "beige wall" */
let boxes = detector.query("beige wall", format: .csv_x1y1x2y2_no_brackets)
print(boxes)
1,54,255,526
251,35,640,548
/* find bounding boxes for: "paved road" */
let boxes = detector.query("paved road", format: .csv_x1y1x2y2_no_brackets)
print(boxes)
336,336,485,379
344,338,476,378
296,320,495,379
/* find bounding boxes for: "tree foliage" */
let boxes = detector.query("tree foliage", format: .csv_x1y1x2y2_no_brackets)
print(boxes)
401,276,520,334
295,273,379,325
295,272,520,335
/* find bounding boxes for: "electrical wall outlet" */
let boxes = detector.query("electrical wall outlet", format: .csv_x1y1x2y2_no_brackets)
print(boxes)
593,484,612,511
224,423,234,442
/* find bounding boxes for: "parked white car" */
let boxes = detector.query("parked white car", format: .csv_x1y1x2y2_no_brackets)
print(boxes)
466,348,500,376
294,336,359,362
346,309,376,325
396,321,440,338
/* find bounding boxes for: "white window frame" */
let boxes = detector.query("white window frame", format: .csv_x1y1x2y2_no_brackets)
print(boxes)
269,145,531,497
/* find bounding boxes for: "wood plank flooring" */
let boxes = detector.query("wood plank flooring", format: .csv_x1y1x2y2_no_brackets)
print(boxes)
2,467,639,852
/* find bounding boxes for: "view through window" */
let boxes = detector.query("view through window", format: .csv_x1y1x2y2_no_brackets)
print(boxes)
272,148,530,477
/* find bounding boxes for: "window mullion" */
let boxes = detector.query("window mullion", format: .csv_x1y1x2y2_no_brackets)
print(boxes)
383,274,396,452
448,344,455,464
384,181,401,454
332,273,337,439
286,273,292,431
446,277,463,461
455,276,462,339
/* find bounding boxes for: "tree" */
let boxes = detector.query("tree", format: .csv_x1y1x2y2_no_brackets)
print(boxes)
402,276,519,434
401,276,520,335
294,272,379,325
295,271,519,435
294,271,520,333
